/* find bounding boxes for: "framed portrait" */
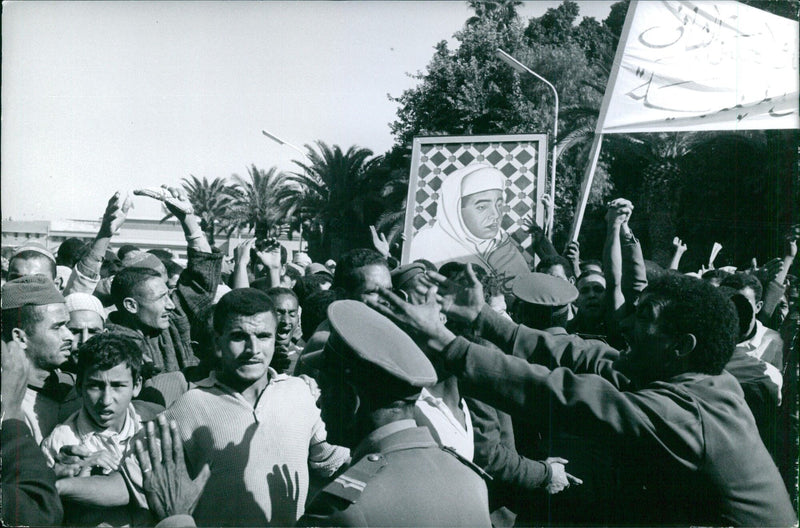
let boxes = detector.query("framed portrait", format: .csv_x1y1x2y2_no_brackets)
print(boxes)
401,134,548,287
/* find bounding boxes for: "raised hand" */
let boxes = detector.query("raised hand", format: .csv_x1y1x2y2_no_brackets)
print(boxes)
369,225,390,258
98,191,133,238
234,238,256,266
708,242,723,270
521,214,545,239
425,264,485,324
366,287,456,354
785,230,798,259
134,185,194,221
672,237,687,253
605,198,633,227
255,242,282,270
134,415,210,520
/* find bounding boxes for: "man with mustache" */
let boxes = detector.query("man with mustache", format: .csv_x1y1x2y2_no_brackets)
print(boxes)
1,275,80,444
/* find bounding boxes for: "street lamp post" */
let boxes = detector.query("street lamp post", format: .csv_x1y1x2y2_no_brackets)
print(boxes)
495,49,559,240
262,129,307,251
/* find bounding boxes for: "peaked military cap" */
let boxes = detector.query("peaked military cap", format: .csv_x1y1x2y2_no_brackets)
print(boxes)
512,272,578,307
325,300,436,400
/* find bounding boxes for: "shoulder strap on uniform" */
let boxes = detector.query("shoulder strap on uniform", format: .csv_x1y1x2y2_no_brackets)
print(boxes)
441,445,493,482
321,453,387,503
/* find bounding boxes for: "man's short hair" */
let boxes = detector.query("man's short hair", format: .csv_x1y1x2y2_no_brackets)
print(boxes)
331,249,388,293
213,288,275,334
111,267,163,311
1,305,45,341
702,268,732,283
536,255,575,280
9,251,57,280
267,287,297,301
720,272,763,302
147,249,174,264
57,238,88,268
300,289,342,340
117,245,141,261
77,332,143,386
644,274,738,375
293,274,331,304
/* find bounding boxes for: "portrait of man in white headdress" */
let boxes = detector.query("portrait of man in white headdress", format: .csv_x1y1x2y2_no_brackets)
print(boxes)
407,163,531,279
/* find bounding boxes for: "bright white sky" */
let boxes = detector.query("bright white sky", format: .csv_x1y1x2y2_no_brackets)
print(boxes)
2,1,612,221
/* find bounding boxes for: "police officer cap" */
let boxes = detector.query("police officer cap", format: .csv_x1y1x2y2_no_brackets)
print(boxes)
391,262,426,290
325,300,436,399
512,272,578,306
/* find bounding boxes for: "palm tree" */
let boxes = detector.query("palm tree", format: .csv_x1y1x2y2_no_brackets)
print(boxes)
225,165,289,239
278,141,382,259
162,175,231,246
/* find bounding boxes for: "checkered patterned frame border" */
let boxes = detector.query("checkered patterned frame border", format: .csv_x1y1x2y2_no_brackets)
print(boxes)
401,134,548,265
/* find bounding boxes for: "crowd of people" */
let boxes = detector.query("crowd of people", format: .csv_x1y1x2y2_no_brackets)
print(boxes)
1,186,797,527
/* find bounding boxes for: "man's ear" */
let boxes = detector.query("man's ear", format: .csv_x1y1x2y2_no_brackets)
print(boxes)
675,333,697,358
132,376,143,398
11,328,28,348
755,300,764,314
122,297,138,315
54,276,65,291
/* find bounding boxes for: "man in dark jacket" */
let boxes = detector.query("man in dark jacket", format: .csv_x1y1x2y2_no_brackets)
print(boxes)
369,269,796,526
106,186,221,377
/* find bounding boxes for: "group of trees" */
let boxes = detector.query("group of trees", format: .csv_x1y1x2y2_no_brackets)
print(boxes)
181,0,798,266
169,142,403,260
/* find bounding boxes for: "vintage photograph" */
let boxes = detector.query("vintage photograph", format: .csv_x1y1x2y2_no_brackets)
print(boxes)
2,1,798,526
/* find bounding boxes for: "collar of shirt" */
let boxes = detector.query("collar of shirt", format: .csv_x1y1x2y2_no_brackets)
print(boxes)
194,368,290,410
75,403,139,442
738,320,768,350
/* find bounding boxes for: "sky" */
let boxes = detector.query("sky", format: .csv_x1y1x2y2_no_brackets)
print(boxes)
2,1,613,221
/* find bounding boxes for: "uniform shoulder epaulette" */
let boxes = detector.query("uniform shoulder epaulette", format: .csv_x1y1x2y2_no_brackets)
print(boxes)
321,452,387,503
440,445,493,482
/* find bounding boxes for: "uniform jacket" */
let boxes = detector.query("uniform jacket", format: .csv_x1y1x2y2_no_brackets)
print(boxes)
445,306,796,527
300,420,492,527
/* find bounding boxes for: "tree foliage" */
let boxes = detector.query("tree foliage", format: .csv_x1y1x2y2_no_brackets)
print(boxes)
277,141,385,260
225,165,288,239
383,0,797,266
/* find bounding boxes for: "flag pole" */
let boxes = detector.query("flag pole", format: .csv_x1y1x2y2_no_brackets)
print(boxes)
568,0,640,242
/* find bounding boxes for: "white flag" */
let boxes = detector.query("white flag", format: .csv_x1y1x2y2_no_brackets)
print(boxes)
599,1,799,133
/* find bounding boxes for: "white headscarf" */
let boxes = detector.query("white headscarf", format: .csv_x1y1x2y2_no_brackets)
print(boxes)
435,163,506,259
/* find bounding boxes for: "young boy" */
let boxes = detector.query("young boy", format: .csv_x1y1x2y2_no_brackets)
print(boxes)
41,332,162,526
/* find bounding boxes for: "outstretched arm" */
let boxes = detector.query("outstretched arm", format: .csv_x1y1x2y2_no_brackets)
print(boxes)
668,237,687,271
64,192,132,295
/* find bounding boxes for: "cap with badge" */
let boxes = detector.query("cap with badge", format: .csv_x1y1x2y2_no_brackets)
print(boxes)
1,275,66,309
512,272,578,307
323,300,437,405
